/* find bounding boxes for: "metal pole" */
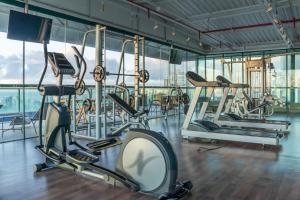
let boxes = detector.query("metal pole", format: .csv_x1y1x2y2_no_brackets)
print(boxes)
103,27,107,137
242,53,244,84
285,50,288,112
230,56,233,81
72,95,76,135
262,53,266,95
168,55,170,87
22,0,29,140
142,38,145,109
95,25,103,140
134,35,140,111
18,89,21,113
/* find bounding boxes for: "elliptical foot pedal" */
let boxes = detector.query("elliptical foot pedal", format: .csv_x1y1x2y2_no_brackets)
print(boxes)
33,163,48,173
87,137,122,153
158,181,193,200
66,149,99,165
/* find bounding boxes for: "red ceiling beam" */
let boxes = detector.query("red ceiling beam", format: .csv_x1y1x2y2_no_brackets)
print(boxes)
203,18,300,34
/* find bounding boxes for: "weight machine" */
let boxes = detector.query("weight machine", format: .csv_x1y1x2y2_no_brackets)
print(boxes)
221,57,285,119
245,58,272,98
72,26,150,140
148,86,189,120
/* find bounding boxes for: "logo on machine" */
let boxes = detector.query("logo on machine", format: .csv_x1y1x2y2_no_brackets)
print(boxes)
125,151,159,175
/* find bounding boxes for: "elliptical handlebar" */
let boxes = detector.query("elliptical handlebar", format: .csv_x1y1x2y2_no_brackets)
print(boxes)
37,42,48,92
72,55,81,79
71,46,87,90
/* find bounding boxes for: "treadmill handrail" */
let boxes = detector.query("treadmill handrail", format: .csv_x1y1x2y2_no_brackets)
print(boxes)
186,71,225,87
216,75,249,88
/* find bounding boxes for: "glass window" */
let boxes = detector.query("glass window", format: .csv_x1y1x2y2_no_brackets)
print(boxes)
0,32,23,85
294,55,300,103
214,58,223,79
0,8,24,141
206,59,214,81
232,56,243,83
145,46,167,87
214,58,223,100
270,55,287,105
198,56,205,78
222,58,232,80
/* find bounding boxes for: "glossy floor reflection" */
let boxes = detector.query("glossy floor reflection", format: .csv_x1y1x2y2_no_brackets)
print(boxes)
1,114,300,200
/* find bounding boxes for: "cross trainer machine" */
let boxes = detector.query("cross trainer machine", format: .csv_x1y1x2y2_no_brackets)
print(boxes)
8,11,193,199
35,43,192,200
39,51,193,198
222,57,285,119
213,75,290,132
182,71,281,146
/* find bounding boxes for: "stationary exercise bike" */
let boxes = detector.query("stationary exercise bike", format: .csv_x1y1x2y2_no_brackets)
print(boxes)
33,44,192,199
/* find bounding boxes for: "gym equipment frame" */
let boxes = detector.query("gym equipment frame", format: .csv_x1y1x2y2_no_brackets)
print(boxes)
182,71,281,146
213,76,290,132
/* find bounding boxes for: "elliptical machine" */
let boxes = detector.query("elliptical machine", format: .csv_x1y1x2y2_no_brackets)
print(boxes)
35,46,192,200
22,15,192,200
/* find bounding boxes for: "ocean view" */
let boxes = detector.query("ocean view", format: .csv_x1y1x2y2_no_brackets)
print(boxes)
0,89,41,114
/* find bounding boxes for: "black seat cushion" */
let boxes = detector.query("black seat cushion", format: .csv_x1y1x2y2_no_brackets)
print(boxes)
108,93,138,117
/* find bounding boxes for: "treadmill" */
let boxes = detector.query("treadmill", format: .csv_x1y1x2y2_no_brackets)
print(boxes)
213,75,290,133
181,71,281,146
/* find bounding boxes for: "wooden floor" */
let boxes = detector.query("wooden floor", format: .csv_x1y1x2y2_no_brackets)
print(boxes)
1,114,300,200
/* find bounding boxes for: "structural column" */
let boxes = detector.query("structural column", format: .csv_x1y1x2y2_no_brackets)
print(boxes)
134,35,140,111
290,54,295,103
95,25,103,139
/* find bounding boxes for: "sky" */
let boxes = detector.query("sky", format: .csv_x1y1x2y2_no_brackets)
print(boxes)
0,30,291,90
0,32,170,86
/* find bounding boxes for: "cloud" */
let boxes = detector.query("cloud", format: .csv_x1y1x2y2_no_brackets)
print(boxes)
0,46,169,87
0,54,23,81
